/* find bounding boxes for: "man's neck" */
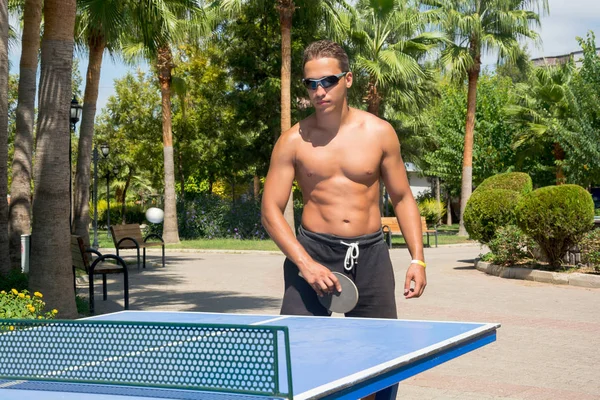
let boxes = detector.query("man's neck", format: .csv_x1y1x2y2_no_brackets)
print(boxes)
314,102,352,134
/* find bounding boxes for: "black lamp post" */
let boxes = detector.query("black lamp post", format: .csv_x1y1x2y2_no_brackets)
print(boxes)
69,97,83,231
92,144,110,248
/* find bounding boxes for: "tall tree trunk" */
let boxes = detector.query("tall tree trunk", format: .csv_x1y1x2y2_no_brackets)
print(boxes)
458,61,481,237
366,79,383,215
121,168,132,224
253,175,260,199
0,0,10,274
446,191,452,226
29,0,78,318
366,80,381,116
72,33,106,247
8,0,42,270
279,0,296,234
157,45,180,243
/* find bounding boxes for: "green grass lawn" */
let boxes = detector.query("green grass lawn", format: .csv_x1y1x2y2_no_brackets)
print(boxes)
91,226,473,252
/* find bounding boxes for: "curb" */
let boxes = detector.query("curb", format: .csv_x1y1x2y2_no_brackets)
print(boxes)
474,260,600,289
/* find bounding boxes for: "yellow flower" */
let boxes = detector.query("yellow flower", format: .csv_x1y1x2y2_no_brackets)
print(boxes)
27,306,35,313
34,292,43,298
11,289,18,295
38,316,43,319
52,309,58,314
9,326,14,331
1,290,5,294
18,293,25,299
26,295,31,299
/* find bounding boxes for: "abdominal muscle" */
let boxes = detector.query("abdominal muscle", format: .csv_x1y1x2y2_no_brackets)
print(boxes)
299,177,383,237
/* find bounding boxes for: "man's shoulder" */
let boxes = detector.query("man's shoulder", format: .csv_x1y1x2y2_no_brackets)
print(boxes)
350,108,395,136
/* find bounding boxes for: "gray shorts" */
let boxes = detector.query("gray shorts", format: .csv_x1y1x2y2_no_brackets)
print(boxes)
280,225,397,319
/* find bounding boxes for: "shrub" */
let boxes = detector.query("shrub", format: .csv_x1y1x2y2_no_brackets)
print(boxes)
475,172,533,195
90,200,146,227
578,229,600,271
463,189,521,243
487,225,535,265
516,184,595,268
0,269,28,292
418,198,446,226
0,289,57,319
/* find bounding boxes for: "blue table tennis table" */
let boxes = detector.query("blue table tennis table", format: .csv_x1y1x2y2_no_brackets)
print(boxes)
0,311,500,399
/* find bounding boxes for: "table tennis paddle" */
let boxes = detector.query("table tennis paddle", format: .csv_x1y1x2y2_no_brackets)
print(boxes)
299,271,359,314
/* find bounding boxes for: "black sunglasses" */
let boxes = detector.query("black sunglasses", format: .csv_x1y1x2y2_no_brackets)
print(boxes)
302,72,348,90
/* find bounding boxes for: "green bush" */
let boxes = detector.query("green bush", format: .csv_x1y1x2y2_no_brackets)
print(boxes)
463,189,521,243
0,269,28,292
578,229,600,271
475,172,533,195
0,289,57,319
487,225,535,265
418,198,446,226
90,200,146,227
516,184,595,268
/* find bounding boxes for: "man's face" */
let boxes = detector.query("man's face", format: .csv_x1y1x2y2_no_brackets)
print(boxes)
303,57,352,112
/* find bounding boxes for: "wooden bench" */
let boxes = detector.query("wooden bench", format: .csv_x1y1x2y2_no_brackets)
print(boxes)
381,216,438,248
71,235,129,314
110,224,165,271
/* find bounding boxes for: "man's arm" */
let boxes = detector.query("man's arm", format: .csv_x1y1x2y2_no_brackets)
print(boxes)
261,128,341,296
379,123,427,299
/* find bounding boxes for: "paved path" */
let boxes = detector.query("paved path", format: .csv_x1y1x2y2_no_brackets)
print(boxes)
89,244,600,399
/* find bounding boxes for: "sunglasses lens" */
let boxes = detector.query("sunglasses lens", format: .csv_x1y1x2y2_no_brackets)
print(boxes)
320,76,340,88
303,73,345,90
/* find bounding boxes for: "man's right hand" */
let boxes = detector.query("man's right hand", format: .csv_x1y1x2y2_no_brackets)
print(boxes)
299,262,342,297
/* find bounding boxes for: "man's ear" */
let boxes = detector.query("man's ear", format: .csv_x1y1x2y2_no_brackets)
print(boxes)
345,71,353,88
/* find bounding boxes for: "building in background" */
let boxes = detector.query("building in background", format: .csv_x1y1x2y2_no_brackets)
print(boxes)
532,47,600,68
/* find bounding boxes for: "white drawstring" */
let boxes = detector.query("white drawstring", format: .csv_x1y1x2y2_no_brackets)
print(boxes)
340,241,359,271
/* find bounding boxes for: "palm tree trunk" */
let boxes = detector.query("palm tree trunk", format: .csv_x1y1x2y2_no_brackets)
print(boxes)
72,33,106,246
458,63,480,237
278,0,296,234
0,0,10,274
157,45,180,243
366,80,381,116
29,0,78,318
8,0,42,270
366,79,383,215
253,175,260,199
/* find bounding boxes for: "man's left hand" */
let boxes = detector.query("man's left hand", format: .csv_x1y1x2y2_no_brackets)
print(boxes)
404,263,427,298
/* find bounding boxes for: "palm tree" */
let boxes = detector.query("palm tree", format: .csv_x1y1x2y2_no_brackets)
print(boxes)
216,0,348,233
0,0,10,274
506,64,574,184
122,0,211,244
349,0,444,117
71,0,129,246
8,0,43,270
29,0,78,317
424,0,548,236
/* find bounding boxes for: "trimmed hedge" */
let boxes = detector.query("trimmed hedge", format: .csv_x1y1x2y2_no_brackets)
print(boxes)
515,184,594,267
463,189,521,243
475,172,533,195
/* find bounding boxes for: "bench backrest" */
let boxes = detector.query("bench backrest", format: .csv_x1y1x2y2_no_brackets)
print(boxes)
71,235,89,273
110,224,143,247
381,216,433,233
381,217,401,233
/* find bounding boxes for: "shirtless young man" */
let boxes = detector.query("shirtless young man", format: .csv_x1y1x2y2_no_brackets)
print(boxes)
261,40,427,320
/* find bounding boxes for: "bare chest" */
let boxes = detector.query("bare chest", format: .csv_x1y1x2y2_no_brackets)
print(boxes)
295,135,382,185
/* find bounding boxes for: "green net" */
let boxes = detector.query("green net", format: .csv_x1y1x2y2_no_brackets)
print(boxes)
0,319,292,399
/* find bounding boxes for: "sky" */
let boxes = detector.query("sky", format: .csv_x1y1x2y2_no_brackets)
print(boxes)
7,0,600,113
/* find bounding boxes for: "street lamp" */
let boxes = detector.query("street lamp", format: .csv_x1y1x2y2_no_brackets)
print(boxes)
69,97,83,231
92,143,109,249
